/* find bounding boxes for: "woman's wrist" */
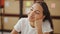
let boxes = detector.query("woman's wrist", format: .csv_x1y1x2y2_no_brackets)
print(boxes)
34,20,43,34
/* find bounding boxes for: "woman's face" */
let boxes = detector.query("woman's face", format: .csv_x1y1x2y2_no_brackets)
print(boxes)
28,3,44,22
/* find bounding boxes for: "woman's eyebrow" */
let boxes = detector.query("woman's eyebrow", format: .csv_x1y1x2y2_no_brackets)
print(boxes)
32,7,40,12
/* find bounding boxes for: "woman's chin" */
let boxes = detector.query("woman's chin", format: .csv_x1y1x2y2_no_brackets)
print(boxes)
28,17,36,22
29,19,35,22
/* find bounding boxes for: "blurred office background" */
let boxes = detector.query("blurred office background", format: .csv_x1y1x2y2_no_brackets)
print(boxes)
0,0,60,34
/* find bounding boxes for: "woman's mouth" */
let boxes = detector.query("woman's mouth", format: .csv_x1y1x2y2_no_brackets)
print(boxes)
30,16,35,19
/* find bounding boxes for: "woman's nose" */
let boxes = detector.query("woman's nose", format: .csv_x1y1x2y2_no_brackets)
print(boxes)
31,11,35,16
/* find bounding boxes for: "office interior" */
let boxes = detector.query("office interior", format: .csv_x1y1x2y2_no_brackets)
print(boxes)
0,0,60,34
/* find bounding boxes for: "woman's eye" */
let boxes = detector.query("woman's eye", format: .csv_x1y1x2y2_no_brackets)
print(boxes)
35,11,40,14
30,9,33,11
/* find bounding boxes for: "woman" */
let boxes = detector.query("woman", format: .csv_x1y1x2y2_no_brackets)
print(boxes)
11,2,53,34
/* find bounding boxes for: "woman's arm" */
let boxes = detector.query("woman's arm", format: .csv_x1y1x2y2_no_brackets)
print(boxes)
11,29,18,34
35,20,43,34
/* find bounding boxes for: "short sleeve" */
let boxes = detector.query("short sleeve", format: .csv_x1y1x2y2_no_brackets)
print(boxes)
42,20,53,33
14,18,23,32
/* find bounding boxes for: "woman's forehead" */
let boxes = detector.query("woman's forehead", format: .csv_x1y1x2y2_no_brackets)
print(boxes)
32,3,43,11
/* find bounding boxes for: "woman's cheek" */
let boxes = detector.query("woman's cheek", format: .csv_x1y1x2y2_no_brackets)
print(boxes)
37,15,43,20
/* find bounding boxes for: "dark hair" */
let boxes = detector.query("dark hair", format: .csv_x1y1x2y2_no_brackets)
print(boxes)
36,2,54,34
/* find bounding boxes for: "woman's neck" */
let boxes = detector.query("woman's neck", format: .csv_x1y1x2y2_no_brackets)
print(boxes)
29,21,35,28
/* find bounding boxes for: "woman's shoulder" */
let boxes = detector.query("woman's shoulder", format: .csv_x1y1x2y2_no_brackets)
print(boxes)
42,20,53,33
19,18,28,21
43,20,51,26
43,20,50,24
18,18,28,24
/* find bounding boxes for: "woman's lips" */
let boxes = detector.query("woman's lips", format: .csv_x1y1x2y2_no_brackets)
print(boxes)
30,16,35,19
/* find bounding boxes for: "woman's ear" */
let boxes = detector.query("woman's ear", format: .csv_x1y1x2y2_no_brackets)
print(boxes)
28,12,30,14
43,15,45,19
28,12,30,15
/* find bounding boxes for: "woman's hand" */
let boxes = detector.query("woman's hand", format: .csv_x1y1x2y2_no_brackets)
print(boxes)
34,15,45,34
34,19,43,34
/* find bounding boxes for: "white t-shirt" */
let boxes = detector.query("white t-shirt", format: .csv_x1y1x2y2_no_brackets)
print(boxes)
14,18,53,34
